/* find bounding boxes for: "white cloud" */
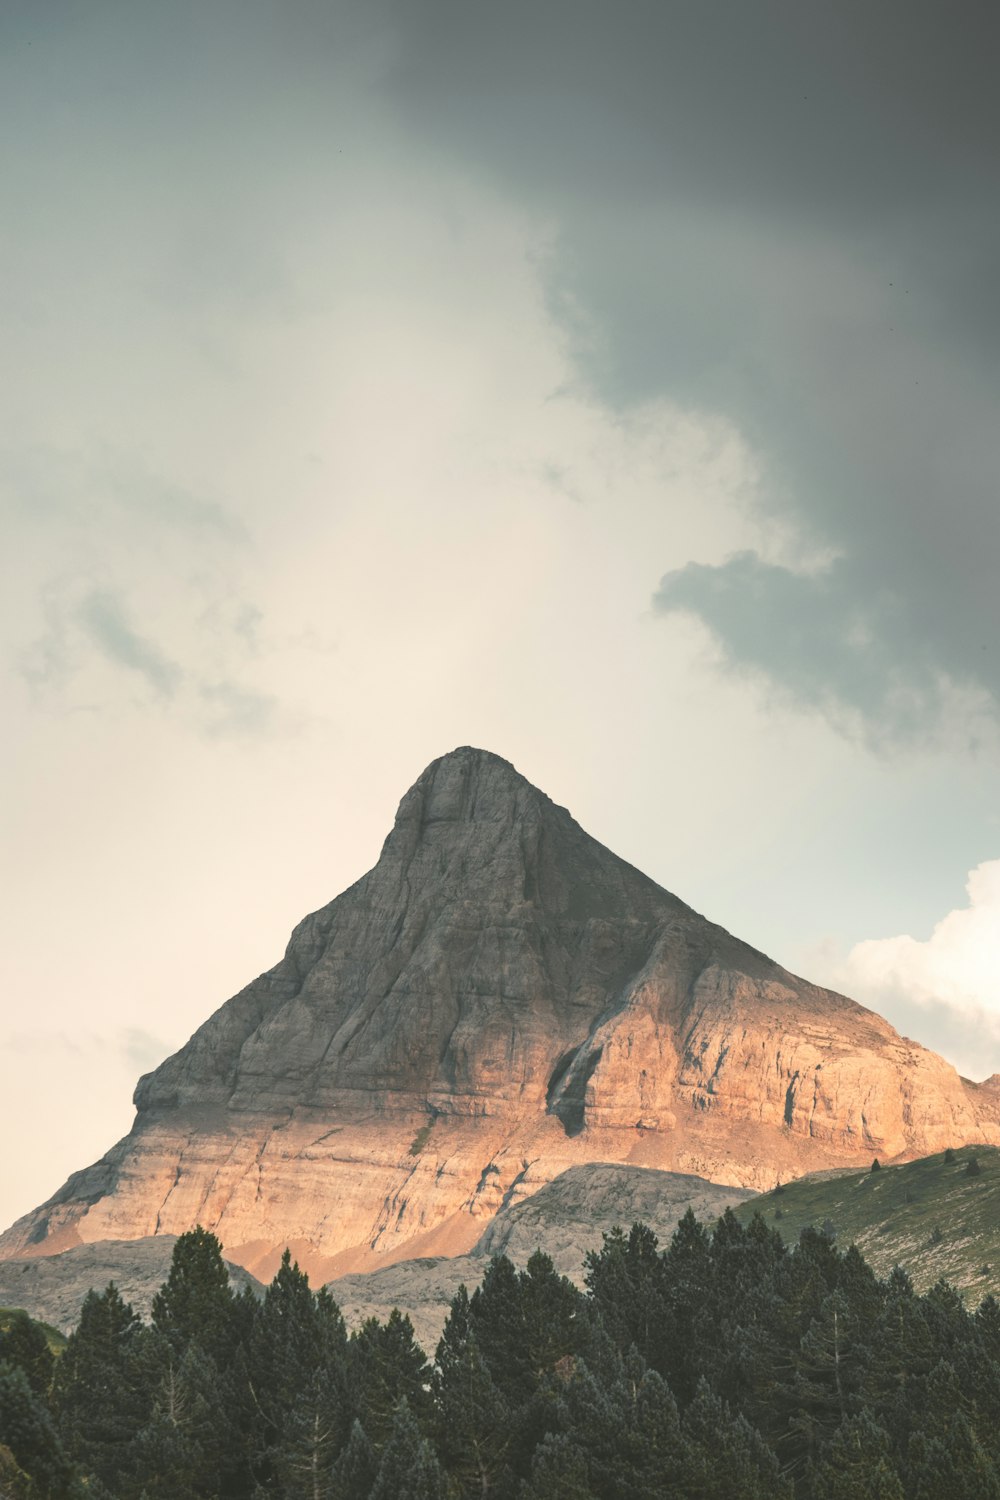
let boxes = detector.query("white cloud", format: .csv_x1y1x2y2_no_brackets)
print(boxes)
836,861,1000,1080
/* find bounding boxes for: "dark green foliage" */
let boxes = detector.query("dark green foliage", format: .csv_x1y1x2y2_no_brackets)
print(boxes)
329,1419,376,1500
127,1339,234,1499
584,1223,666,1369
432,1287,513,1497
349,1306,429,1450
33,1200,1000,1500
522,1432,595,1498
0,1360,76,1498
0,1310,56,1398
245,1251,351,1494
969,1156,984,1177
52,1284,153,1492
151,1226,234,1362
369,1400,445,1500
805,1412,903,1498
871,1158,881,1172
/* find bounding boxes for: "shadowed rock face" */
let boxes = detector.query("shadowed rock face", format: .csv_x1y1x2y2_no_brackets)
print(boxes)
3,746,999,1282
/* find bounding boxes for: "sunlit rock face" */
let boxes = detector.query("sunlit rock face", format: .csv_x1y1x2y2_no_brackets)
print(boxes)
3,746,999,1283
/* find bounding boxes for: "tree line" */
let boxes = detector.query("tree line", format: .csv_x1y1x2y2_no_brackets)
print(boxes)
3,1208,1000,1497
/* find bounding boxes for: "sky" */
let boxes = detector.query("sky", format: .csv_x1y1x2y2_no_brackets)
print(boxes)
2,0,999,1232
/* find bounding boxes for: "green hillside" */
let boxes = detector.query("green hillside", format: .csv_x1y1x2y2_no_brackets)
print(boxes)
736,1143,1000,1300
0,1306,66,1356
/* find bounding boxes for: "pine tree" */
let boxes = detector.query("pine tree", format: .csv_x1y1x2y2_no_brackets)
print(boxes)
127,1339,233,1500
432,1289,512,1498
976,1296,1000,1362
661,1209,713,1403
584,1222,667,1366
467,1255,530,1406
906,1416,1000,1500
369,1400,445,1500
0,1310,56,1398
52,1284,154,1492
522,1432,594,1499
330,1419,376,1500
151,1226,235,1363
805,1412,904,1499
245,1252,350,1492
0,1438,32,1500
781,1289,863,1471
621,1361,691,1498
0,1359,76,1499
682,1379,791,1499
519,1251,590,1382
349,1308,430,1450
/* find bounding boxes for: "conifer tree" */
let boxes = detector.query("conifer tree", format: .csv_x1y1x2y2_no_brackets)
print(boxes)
330,1419,377,1500
682,1378,791,1499
246,1253,350,1492
52,1284,154,1492
584,1222,666,1366
661,1209,713,1402
0,1359,76,1499
349,1308,430,1450
433,1288,512,1497
0,1438,32,1500
781,1288,862,1471
522,1431,594,1499
151,1226,234,1363
906,1418,1000,1500
467,1255,530,1406
976,1295,1000,1362
0,1310,56,1398
369,1400,445,1500
805,1412,904,1500
127,1339,233,1500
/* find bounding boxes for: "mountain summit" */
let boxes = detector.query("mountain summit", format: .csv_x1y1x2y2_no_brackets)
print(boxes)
4,746,999,1281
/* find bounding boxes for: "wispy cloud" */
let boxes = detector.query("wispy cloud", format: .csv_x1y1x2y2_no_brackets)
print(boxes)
76,587,182,698
198,678,281,737
9,1026,174,1070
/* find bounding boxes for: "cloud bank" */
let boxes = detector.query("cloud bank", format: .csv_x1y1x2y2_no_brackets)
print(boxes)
840,861,1000,1078
386,0,1000,744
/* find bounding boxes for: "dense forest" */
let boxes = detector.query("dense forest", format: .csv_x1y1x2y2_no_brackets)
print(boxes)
3,1209,1000,1498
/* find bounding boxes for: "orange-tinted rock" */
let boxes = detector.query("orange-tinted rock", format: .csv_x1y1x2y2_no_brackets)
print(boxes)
3,746,998,1281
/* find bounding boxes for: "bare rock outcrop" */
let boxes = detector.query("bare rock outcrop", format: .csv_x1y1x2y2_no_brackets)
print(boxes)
325,1162,754,1353
3,746,999,1283
0,1237,261,1335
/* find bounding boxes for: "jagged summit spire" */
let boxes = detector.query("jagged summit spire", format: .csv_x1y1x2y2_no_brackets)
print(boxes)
392,746,557,833
6,745,1000,1280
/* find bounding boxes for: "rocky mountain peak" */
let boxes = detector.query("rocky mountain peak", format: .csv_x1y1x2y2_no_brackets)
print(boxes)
4,748,1000,1281
394,746,545,829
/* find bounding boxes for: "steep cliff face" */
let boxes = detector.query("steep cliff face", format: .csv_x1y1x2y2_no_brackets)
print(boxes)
3,747,998,1282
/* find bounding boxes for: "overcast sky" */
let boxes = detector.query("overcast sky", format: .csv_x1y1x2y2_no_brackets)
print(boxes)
2,0,999,1231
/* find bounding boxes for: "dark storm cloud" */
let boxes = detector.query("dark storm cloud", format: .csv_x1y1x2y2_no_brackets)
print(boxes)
383,0,1000,740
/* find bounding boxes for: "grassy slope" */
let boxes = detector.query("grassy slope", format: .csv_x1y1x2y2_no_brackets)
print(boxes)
734,1144,1000,1302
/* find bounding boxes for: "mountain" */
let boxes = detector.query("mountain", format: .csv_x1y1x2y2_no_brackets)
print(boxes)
0,1237,261,1336
736,1144,1000,1300
3,746,999,1283
324,1163,753,1353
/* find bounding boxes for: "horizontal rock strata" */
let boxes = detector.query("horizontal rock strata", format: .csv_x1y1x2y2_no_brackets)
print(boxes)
3,746,998,1283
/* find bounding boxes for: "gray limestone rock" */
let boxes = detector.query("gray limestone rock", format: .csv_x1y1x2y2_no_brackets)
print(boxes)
0,1237,261,1335
325,1162,754,1353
